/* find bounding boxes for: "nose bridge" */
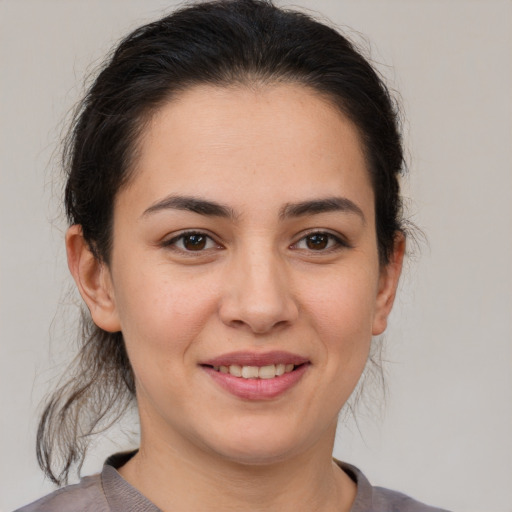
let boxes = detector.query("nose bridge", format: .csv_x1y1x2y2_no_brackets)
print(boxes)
219,236,298,333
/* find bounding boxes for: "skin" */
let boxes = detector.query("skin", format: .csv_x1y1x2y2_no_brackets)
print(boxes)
66,83,404,511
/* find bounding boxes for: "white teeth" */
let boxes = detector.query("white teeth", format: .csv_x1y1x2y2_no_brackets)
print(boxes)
241,366,259,378
258,364,276,379
229,364,242,377
275,363,285,376
213,363,297,379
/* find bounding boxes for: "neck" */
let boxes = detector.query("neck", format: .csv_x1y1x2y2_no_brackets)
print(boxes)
118,420,356,512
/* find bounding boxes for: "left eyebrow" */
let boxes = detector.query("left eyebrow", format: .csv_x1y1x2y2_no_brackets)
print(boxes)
279,197,366,223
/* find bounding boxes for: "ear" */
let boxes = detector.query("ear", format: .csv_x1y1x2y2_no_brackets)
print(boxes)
372,232,406,336
66,225,121,333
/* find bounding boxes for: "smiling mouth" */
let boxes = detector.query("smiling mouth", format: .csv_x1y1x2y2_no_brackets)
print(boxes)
205,363,303,379
201,355,310,399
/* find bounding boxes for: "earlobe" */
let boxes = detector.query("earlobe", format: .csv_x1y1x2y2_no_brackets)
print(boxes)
65,225,121,333
372,233,406,336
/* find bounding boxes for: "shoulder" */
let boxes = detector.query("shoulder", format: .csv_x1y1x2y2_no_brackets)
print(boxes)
370,485,451,512
336,460,451,512
13,474,110,512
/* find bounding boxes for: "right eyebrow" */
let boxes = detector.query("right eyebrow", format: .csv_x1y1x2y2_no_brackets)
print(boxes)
141,194,238,220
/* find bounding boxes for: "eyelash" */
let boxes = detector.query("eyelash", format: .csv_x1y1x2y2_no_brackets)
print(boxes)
291,231,350,252
162,231,222,253
162,230,350,254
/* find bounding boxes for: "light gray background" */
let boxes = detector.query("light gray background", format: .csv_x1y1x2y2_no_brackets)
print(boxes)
1,1,511,511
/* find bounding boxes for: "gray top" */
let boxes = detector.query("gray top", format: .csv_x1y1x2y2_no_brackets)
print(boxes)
15,452,450,512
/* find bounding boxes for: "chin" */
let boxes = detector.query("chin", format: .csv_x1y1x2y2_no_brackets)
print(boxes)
219,444,301,468
203,421,315,467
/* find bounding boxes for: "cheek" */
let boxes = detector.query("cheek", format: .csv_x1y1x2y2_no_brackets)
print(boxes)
305,264,379,332
301,265,379,370
112,266,219,364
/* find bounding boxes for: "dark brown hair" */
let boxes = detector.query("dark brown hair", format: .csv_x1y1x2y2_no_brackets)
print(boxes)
38,0,405,485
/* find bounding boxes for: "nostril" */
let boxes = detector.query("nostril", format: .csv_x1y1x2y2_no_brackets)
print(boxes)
228,319,246,329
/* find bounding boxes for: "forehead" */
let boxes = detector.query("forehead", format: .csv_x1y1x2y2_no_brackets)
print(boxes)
122,83,374,220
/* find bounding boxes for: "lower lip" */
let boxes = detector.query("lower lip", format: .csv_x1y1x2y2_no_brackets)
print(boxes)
202,364,309,400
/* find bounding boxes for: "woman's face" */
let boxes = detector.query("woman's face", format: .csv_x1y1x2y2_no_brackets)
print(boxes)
93,84,401,464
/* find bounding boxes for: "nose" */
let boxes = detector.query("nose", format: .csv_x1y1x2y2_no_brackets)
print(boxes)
218,245,299,335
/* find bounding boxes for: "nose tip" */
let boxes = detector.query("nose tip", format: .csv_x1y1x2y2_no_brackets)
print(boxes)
218,259,299,335
228,317,288,335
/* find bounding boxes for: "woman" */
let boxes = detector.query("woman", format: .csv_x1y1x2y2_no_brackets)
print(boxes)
16,1,449,510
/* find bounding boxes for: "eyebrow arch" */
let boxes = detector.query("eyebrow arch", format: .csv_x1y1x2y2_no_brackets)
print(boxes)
279,197,365,223
141,194,364,223
141,195,237,219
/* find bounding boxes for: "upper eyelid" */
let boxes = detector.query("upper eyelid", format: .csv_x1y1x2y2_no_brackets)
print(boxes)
162,230,221,248
291,229,349,246
290,234,351,256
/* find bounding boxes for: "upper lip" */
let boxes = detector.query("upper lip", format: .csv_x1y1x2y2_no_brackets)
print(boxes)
201,351,309,367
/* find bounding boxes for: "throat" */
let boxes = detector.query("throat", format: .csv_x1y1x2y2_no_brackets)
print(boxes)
116,443,355,512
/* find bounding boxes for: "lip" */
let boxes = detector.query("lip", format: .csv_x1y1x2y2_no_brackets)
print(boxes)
201,350,309,367
200,351,310,401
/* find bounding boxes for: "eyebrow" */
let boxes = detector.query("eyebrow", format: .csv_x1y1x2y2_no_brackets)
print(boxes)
142,195,237,219
279,197,365,223
141,194,365,223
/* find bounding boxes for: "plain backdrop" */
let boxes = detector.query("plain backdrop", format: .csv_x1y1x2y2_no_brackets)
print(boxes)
1,1,511,511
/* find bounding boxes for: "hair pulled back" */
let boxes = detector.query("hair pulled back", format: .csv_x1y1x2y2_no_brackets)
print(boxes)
38,0,405,485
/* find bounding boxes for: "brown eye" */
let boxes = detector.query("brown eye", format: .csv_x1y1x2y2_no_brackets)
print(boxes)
182,234,207,250
183,235,206,251
164,232,218,252
293,231,347,252
305,233,329,250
